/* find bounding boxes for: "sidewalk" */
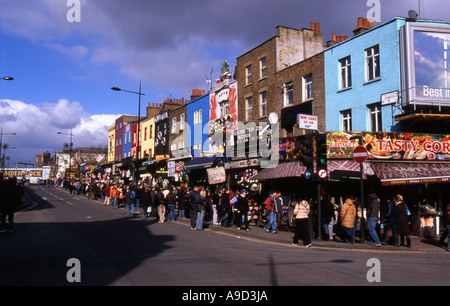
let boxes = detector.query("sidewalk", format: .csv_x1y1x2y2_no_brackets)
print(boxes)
178,217,447,253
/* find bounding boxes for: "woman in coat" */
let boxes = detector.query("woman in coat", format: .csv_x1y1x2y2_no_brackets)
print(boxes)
292,198,311,247
396,194,411,247
340,197,357,243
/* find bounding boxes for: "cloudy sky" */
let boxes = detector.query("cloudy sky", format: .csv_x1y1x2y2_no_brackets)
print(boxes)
0,0,449,166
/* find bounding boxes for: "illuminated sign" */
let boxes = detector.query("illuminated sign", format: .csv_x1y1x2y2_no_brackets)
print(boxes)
401,22,450,107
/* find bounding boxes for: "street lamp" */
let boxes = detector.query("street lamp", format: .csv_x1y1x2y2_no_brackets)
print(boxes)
0,130,16,173
1,76,14,81
57,129,74,178
111,81,145,160
1,144,16,171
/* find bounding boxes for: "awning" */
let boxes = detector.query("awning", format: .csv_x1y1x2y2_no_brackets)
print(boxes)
250,161,306,180
142,158,158,166
328,160,365,180
367,162,450,186
184,156,217,170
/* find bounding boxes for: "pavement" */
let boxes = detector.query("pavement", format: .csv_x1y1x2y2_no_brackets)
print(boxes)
16,186,449,254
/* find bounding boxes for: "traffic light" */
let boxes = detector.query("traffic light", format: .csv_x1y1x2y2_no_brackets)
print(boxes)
316,132,327,174
300,133,314,172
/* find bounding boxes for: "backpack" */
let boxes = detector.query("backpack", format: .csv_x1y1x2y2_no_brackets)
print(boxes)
131,190,136,200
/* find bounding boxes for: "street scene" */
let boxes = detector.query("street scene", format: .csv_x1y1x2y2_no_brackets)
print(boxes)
1,0,450,290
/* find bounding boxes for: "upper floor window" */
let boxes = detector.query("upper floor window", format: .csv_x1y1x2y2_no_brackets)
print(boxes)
180,113,185,130
194,109,202,124
259,91,267,117
303,74,313,100
339,56,352,89
341,109,352,132
245,96,253,122
283,82,294,106
259,57,267,79
365,45,380,81
245,65,252,85
368,103,382,132
172,117,177,133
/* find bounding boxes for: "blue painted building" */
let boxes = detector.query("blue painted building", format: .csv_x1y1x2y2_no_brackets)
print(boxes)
186,93,210,157
325,17,450,134
123,122,132,158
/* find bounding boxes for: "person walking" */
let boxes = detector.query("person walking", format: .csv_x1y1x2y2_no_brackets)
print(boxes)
396,194,411,248
140,186,152,218
103,184,111,206
292,198,312,247
0,177,20,233
367,190,381,247
156,187,166,223
110,184,119,208
124,185,136,216
177,187,188,219
340,197,357,243
236,189,250,231
438,203,450,251
195,187,207,230
188,186,202,230
166,188,177,222
382,196,399,246
218,188,232,227
264,191,278,234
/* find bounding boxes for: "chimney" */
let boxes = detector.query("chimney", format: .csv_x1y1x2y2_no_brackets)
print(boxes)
311,22,316,32
190,89,203,101
353,17,371,36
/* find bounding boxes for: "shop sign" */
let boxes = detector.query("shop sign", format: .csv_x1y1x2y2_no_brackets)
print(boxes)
327,132,361,159
167,161,175,177
363,132,450,162
154,111,169,123
297,114,318,130
206,167,226,185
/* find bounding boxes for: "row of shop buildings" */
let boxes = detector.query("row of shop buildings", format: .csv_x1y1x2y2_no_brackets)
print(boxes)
98,15,450,220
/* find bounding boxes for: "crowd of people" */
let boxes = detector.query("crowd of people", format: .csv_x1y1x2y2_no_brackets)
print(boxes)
5,175,450,251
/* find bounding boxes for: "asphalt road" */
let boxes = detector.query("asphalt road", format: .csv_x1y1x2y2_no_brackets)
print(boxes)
1,185,449,288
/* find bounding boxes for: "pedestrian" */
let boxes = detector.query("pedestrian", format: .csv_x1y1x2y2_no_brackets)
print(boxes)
367,190,381,247
166,188,176,221
264,191,278,234
438,203,450,251
340,197,357,243
382,196,399,246
110,184,119,208
103,184,111,206
156,187,166,223
396,194,411,248
177,187,188,219
320,194,334,241
124,185,136,216
196,187,207,230
236,189,250,231
188,185,202,230
86,183,94,200
140,186,152,218
0,177,20,233
292,197,312,247
218,188,232,227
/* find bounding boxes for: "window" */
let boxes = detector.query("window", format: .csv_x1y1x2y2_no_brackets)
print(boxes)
245,65,252,85
340,109,352,132
245,97,253,121
339,56,352,89
194,109,202,124
368,103,382,132
172,117,177,133
259,91,267,117
178,141,185,149
144,127,147,140
259,57,267,79
365,45,380,81
220,100,229,117
149,125,153,138
283,82,293,106
303,74,313,100
180,113,185,130
193,143,201,151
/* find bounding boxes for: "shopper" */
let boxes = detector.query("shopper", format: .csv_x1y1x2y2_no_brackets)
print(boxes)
188,186,202,229
177,187,188,219
218,188,232,227
367,190,381,246
196,187,207,230
264,191,278,234
340,197,357,243
438,203,450,251
396,194,411,248
382,196,399,246
292,198,312,247
236,189,250,231
124,185,136,216
140,186,152,218
166,188,177,221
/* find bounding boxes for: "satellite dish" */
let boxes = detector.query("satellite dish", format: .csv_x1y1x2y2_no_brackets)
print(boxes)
408,10,418,19
268,112,278,124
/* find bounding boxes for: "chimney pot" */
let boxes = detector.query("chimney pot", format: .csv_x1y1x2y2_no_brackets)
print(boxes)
315,23,320,32
358,17,363,26
363,18,368,27
311,22,316,32
332,33,336,41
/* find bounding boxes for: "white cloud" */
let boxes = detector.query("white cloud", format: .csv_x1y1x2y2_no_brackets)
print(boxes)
0,98,118,165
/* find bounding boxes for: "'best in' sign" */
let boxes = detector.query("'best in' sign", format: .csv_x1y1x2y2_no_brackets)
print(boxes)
298,114,318,130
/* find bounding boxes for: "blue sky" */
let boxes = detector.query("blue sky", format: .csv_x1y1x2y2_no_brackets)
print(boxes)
1,0,449,165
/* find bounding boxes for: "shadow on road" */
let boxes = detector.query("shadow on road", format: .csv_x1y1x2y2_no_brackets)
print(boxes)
0,187,174,286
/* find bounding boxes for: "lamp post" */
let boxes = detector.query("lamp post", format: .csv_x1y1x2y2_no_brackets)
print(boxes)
111,81,145,160
57,129,74,178
0,130,16,173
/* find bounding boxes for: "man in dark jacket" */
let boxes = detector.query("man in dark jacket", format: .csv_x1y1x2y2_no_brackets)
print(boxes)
0,177,20,233
140,186,152,218
367,191,381,246
439,203,450,251
188,186,202,230
382,198,399,246
236,189,250,231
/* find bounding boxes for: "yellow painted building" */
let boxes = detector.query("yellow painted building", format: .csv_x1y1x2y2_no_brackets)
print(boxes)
107,124,115,163
140,116,155,159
